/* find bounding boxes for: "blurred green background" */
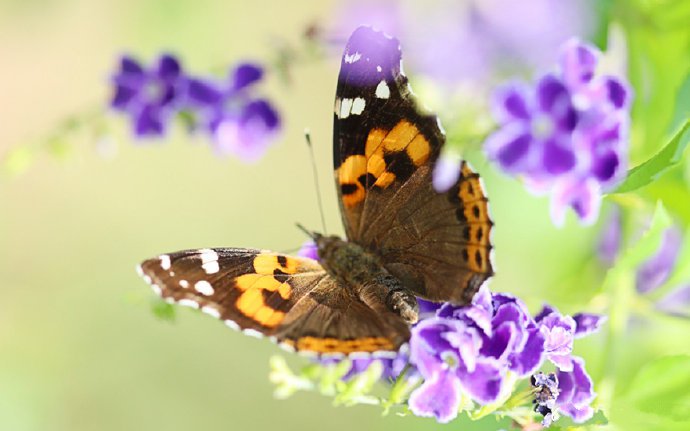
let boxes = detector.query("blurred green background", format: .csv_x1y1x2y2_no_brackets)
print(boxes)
0,1,688,430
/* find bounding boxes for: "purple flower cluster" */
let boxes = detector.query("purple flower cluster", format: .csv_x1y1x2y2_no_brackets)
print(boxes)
406,287,603,424
299,240,603,425
111,53,281,161
484,39,631,226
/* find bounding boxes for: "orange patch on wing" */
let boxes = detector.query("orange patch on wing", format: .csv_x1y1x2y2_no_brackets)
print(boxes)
338,155,368,207
364,128,387,157
465,245,489,273
382,120,419,151
253,253,301,275
234,272,291,328
462,199,489,224
284,336,396,354
406,134,430,166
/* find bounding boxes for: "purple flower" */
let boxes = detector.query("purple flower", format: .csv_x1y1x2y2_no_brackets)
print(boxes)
191,64,281,162
484,39,631,226
111,54,185,137
636,226,683,294
556,356,596,423
110,56,281,161
407,288,546,422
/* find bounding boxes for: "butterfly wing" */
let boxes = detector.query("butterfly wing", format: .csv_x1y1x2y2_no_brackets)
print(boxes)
333,26,494,303
138,248,408,355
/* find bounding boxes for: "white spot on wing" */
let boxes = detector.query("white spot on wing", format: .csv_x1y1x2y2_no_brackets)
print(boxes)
376,65,382,72
178,299,199,309
179,279,189,288
143,275,152,285
201,306,221,319
135,264,144,277
339,98,353,119
159,255,171,270
194,280,214,296
150,284,162,296
200,249,218,264
344,52,362,63
375,80,390,99
243,328,263,338
202,261,220,274
225,320,240,331
351,97,366,115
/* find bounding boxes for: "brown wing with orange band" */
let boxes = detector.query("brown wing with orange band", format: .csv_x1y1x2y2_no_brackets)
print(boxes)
333,26,494,304
139,248,409,355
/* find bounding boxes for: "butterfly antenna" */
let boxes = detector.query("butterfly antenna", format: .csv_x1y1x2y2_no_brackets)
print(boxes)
304,128,328,234
295,223,320,240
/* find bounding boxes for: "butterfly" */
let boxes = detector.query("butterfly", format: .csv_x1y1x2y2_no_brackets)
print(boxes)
138,26,494,358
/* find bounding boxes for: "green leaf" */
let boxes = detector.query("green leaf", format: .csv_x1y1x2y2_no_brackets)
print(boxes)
625,355,690,421
614,119,690,193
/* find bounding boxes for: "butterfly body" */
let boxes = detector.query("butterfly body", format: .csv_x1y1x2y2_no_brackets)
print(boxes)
138,26,494,357
312,232,419,324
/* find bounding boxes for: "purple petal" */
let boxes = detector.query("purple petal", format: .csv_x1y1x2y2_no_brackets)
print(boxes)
592,150,620,183
492,82,532,123
543,139,576,175
432,155,460,193
111,85,138,110
241,99,280,130
605,77,629,109
537,74,569,114
559,39,599,88
535,304,558,323
417,298,443,317
119,55,144,76
573,313,607,338
598,206,622,265
156,54,182,80
550,177,602,227
186,78,224,106
457,360,504,404
134,104,165,137
232,63,264,90
480,321,516,361
636,226,683,294
557,356,596,423
297,240,319,261
656,284,690,318
408,371,461,423
484,125,533,172
558,357,595,406
509,327,546,376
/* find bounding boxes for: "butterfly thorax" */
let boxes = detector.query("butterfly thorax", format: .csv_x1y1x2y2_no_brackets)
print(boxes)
314,234,419,324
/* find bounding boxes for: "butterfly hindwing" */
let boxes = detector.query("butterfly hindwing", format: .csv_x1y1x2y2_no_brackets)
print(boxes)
138,247,408,355
333,27,494,304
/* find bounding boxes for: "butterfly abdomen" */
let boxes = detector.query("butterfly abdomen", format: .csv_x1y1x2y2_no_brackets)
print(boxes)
314,235,419,324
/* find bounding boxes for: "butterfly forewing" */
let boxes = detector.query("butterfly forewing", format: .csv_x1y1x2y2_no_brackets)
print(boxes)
333,27,494,304
138,247,409,355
